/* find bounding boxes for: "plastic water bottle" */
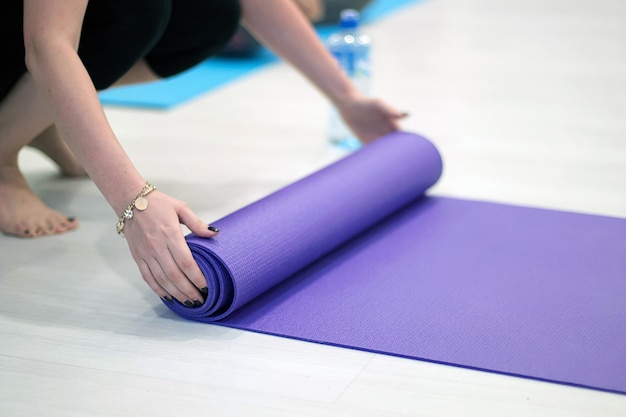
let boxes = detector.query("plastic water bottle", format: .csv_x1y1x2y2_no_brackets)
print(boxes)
326,9,372,151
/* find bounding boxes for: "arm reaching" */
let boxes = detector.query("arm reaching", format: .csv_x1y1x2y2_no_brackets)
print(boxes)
240,0,408,143
23,0,216,305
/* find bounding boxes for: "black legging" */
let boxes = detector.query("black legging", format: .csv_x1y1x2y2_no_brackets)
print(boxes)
0,0,240,101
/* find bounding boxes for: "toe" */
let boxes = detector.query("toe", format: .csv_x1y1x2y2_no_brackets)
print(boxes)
14,222,35,238
55,215,79,233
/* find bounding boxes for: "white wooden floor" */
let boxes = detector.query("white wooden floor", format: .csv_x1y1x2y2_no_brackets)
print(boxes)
2,0,626,415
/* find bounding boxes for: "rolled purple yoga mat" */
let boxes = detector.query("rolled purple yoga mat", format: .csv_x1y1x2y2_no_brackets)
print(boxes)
163,131,626,394
171,131,443,320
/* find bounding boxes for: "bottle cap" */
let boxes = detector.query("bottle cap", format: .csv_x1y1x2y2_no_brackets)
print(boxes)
339,9,360,29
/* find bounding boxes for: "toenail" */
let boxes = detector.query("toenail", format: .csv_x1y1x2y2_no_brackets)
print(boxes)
67,217,76,222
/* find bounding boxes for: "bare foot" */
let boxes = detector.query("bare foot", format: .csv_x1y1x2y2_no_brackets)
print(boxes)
28,126,87,177
0,164,79,238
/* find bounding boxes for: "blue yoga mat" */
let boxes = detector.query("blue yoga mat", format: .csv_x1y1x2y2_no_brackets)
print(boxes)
99,0,422,109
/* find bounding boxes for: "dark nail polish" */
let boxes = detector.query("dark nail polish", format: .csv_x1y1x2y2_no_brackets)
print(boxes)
24,230,30,235
161,296,173,303
193,300,203,307
184,300,194,308
201,287,208,295
208,225,220,233
67,217,76,222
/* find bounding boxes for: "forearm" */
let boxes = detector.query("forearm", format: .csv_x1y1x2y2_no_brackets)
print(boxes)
240,0,361,107
26,46,145,212
23,1,145,213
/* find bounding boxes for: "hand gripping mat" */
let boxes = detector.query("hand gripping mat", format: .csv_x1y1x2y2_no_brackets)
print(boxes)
163,132,626,394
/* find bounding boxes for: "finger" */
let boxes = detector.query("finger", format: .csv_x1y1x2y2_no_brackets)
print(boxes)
381,103,409,120
147,256,203,307
387,117,403,131
172,204,213,293
380,106,407,130
168,240,209,297
178,204,219,239
371,98,408,119
136,258,173,302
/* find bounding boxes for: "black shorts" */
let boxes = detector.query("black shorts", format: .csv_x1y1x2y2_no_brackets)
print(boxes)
0,0,240,101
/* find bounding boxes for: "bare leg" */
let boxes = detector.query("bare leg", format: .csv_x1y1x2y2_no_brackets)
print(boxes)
25,60,160,178
28,125,88,177
0,73,79,238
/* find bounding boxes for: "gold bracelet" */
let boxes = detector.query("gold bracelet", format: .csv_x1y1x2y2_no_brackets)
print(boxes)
116,182,157,237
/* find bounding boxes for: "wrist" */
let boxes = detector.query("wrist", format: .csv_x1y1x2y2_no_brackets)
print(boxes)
329,86,363,111
115,181,157,236
97,175,147,215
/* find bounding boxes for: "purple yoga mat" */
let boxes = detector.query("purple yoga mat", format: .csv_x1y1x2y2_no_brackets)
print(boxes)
164,132,626,394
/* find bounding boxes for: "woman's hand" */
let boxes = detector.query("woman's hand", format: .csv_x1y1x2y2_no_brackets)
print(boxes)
239,0,408,145
122,191,218,306
337,94,409,144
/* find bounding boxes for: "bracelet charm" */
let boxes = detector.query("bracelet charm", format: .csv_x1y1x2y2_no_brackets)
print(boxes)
116,182,156,237
134,196,149,211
